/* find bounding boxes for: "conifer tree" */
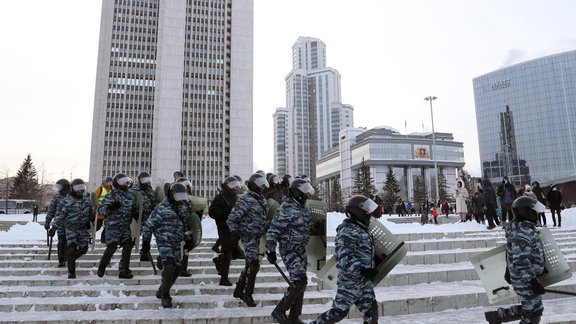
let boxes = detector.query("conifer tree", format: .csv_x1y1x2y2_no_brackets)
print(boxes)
329,179,344,212
352,157,377,196
383,166,401,213
438,167,449,202
411,176,427,206
9,154,40,200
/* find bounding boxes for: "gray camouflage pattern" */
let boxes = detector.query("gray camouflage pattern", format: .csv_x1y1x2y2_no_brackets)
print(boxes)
312,217,378,323
497,220,545,323
142,199,187,265
227,191,268,262
266,196,310,283
53,195,93,247
98,189,136,245
132,184,157,224
45,194,68,237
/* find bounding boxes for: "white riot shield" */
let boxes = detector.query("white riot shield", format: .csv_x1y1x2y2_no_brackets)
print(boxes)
130,191,143,253
317,217,407,289
306,200,327,272
472,227,572,304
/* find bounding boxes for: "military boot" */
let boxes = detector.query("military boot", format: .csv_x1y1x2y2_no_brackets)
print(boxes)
233,271,247,299
160,261,178,308
242,261,259,307
97,245,117,277
67,244,77,279
118,243,134,279
57,238,67,267
288,291,305,324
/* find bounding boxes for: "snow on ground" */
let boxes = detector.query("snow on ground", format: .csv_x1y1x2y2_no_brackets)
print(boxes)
2,208,575,241
1,209,576,323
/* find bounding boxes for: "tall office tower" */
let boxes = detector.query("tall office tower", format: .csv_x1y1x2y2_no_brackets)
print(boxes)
89,0,254,199
273,108,289,176
281,37,345,179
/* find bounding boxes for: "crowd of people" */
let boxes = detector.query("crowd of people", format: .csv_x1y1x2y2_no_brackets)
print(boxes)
42,170,383,323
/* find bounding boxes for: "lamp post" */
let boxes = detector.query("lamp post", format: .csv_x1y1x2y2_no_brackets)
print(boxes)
424,96,440,204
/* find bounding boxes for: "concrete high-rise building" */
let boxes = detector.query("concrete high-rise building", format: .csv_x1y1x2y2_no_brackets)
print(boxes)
278,37,350,179
89,0,253,199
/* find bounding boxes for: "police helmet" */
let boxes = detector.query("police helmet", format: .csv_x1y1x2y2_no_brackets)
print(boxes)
70,178,86,198
176,177,192,195
289,179,315,205
52,179,71,196
345,195,382,225
281,174,293,187
222,176,243,194
113,173,132,191
168,182,189,205
137,171,152,188
268,174,282,187
511,196,540,223
246,173,269,194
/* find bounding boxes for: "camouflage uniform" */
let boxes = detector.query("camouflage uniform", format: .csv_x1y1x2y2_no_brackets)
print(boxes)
266,196,310,321
312,217,378,324
53,194,93,276
142,199,190,305
97,188,137,277
494,220,545,323
132,184,157,225
227,190,268,304
142,199,188,266
45,193,68,266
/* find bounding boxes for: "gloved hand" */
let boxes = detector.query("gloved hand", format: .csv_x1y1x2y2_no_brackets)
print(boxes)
141,240,151,253
183,238,194,251
48,227,57,237
266,250,277,264
44,222,51,230
504,267,511,284
531,278,545,295
361,267,378,280
109,201,122,211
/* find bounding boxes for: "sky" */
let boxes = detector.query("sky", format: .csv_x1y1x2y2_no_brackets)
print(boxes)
1,0,576,183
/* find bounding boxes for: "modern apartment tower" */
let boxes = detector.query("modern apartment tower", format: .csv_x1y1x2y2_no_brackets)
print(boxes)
279,37,349,179
89,0,254,198
273,107,289,176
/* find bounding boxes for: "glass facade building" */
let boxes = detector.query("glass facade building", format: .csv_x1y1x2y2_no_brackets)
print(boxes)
473,50,576,185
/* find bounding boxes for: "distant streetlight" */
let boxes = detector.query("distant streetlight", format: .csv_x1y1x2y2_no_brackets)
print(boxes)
424,96,440,203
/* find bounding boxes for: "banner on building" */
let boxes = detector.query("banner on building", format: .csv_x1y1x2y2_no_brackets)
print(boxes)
414,147,430,159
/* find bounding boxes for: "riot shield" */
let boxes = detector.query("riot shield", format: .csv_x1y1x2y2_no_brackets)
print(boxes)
130,190,143,253
154,185,164,203
306,200,327,272
259,198,278,261
89,192,99,252
186,211,203,249
189,195,207,215
317,217,407,290
472,227,572,304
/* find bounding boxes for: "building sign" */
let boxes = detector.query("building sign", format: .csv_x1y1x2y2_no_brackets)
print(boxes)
491,79,511,91
415,147,430,159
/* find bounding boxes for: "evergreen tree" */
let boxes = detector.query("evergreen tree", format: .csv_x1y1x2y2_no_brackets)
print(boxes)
383,166,401,213
328,179,344,212
352,157,377,196
438,167,449,202
458,168,475,195
9,154,40,200
411,176,427,206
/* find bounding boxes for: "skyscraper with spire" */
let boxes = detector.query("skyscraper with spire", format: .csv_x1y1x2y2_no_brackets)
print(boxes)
89,0,253,198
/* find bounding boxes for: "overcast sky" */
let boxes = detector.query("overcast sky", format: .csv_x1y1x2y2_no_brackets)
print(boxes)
1,0,575,183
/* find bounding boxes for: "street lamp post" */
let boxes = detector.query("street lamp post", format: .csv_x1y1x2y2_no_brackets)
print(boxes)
424,96,439,204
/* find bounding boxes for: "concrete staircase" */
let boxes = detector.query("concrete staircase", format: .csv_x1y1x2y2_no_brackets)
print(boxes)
1,226,576,323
